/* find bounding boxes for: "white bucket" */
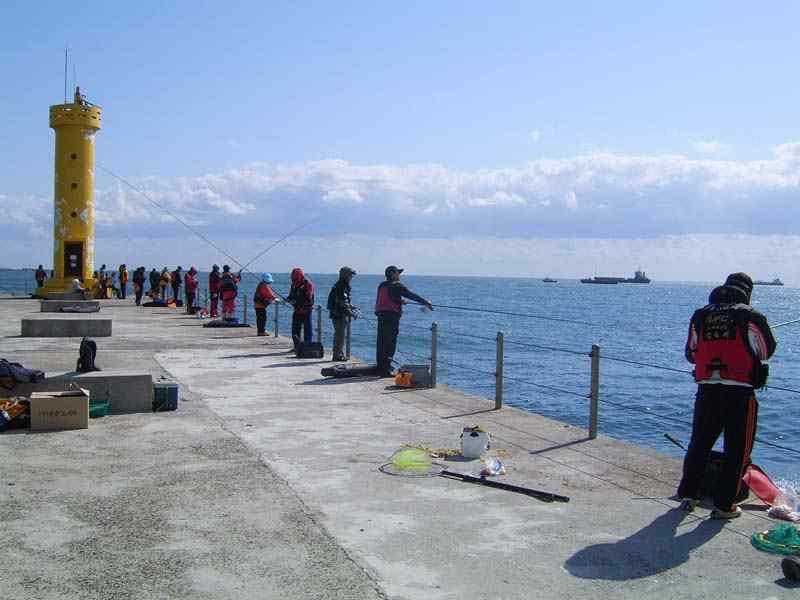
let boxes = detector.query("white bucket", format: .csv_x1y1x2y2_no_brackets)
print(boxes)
461,427,490,458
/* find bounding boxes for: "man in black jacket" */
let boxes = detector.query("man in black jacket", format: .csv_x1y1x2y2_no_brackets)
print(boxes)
678,272,776,519
374,266,433,376
328,267,357,361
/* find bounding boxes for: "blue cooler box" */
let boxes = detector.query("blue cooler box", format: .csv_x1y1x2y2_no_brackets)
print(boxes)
153,382,179,412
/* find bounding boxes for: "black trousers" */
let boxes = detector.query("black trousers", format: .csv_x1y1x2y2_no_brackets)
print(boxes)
292,312,312,347
120,283,127,299
255,307,267,334
677,384,758,510
171,284,180,301
376,312,400,375
135,287,144,305
186,291,196,313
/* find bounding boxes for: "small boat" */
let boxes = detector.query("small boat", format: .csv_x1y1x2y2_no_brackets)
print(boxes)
754,277,784,286
542,277,557,283
581,276,622,284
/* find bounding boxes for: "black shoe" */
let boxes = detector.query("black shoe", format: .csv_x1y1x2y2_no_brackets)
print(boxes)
332,355,347,362
782,556,800,581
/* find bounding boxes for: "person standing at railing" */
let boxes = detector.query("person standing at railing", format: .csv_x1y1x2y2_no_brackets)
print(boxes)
678,272,776,519
209,264,221,317
254,273,278,336
375,266,433,377
328,266,357,361
35,265,47,289
118,264,129,299
287,268,315,349
184,267,199,314
171,266,183,303
149,268,161,300
133,267,146,306
219,265,241,321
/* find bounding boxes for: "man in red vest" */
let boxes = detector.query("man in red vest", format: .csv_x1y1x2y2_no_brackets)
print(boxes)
678,272,776,519
374,266,432,377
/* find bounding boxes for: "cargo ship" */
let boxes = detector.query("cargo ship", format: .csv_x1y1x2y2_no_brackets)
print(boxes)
754,277,783,286
542,277,557,283
581,269,651,284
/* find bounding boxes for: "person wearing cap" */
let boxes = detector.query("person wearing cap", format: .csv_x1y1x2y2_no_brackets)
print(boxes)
374,266,433,377
678,272,776,519
254,273,278,336
184,267,199,314
219,265,241,320
209,264,221,317
118,264,129,299
328,267,358,361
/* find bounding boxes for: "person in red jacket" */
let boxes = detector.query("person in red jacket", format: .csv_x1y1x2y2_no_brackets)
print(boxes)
184,267,199,314
678,272,776,519
208,264,221,317
254,273,278,336
287,268,315,349
375,266,432,376
219,265,241,321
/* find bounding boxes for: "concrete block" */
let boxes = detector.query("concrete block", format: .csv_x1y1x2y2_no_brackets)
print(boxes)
72,370,154,414
40,300,101,313
21,318,112,337
45,291,92,301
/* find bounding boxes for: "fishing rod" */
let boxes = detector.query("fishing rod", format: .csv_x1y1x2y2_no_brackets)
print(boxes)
773,317,800,329
405,301,599,327
98,164,311,302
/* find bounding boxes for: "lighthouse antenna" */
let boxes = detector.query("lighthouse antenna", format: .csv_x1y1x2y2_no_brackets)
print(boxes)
64,46,68,103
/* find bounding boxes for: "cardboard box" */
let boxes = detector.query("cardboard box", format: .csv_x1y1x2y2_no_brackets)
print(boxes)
29,389,89,431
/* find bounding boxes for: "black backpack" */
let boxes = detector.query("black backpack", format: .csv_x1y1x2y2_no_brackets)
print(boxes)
76,337,101,373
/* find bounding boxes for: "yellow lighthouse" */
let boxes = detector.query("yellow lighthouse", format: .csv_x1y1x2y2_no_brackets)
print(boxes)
38,86,102,297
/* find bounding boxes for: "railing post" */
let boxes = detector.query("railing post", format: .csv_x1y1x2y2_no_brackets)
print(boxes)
345,317,352,359
243,294,248,325
430,321,438,388
204,288,209,311
316,304,323,344
589,344,600,439
495,331,504,409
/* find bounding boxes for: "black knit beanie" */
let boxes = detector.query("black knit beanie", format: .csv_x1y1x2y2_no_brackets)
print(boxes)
724,272,753,302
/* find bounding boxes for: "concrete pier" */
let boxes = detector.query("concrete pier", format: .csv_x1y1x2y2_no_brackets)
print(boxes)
0,297,795,599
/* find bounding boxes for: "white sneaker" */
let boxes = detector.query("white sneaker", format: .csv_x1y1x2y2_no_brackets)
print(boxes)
710,506,742,520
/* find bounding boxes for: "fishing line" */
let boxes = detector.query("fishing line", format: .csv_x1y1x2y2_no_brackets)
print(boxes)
773,317,800,329
98,164,313,302
414,302,600,327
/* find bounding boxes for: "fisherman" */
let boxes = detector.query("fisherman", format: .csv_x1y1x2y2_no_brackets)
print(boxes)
118,264,129,299
133,267,146,306
375,266,433,377
110,270,120,299
184,267,199,314
219,265,241,320
171,266,183,303
254,273,278,336
35,265,47,289
328,267,357,361
209,264,221,318
287,268,315,349
159,268,171,301
148,268,160,300
678,272,776,519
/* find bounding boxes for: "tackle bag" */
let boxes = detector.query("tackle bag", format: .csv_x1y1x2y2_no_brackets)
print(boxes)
296,342,324,359
0,359,45,389
76,337,101,373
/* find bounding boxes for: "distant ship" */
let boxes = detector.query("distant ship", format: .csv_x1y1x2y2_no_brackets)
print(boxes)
754,277,784,286
624,269,651,284
581,270,651,285
542,277,557,283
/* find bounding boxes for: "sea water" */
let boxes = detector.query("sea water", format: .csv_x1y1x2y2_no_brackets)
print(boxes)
3,269,798,480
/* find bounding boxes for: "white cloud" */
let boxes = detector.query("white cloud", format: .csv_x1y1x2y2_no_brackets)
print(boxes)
4,144,800,244
692,140,728,155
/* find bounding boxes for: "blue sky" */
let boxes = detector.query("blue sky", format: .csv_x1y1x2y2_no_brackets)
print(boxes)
2,1,800,281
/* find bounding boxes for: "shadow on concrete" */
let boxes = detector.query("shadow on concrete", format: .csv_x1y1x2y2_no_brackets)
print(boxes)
263,361,330,368
298,376,383,386
529,438,589,455
219,353,276,360
564,509,725,581
441,408,498,420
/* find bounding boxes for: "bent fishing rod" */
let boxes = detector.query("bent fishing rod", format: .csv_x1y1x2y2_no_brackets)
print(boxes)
774,317,800,329
98,164,314,302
